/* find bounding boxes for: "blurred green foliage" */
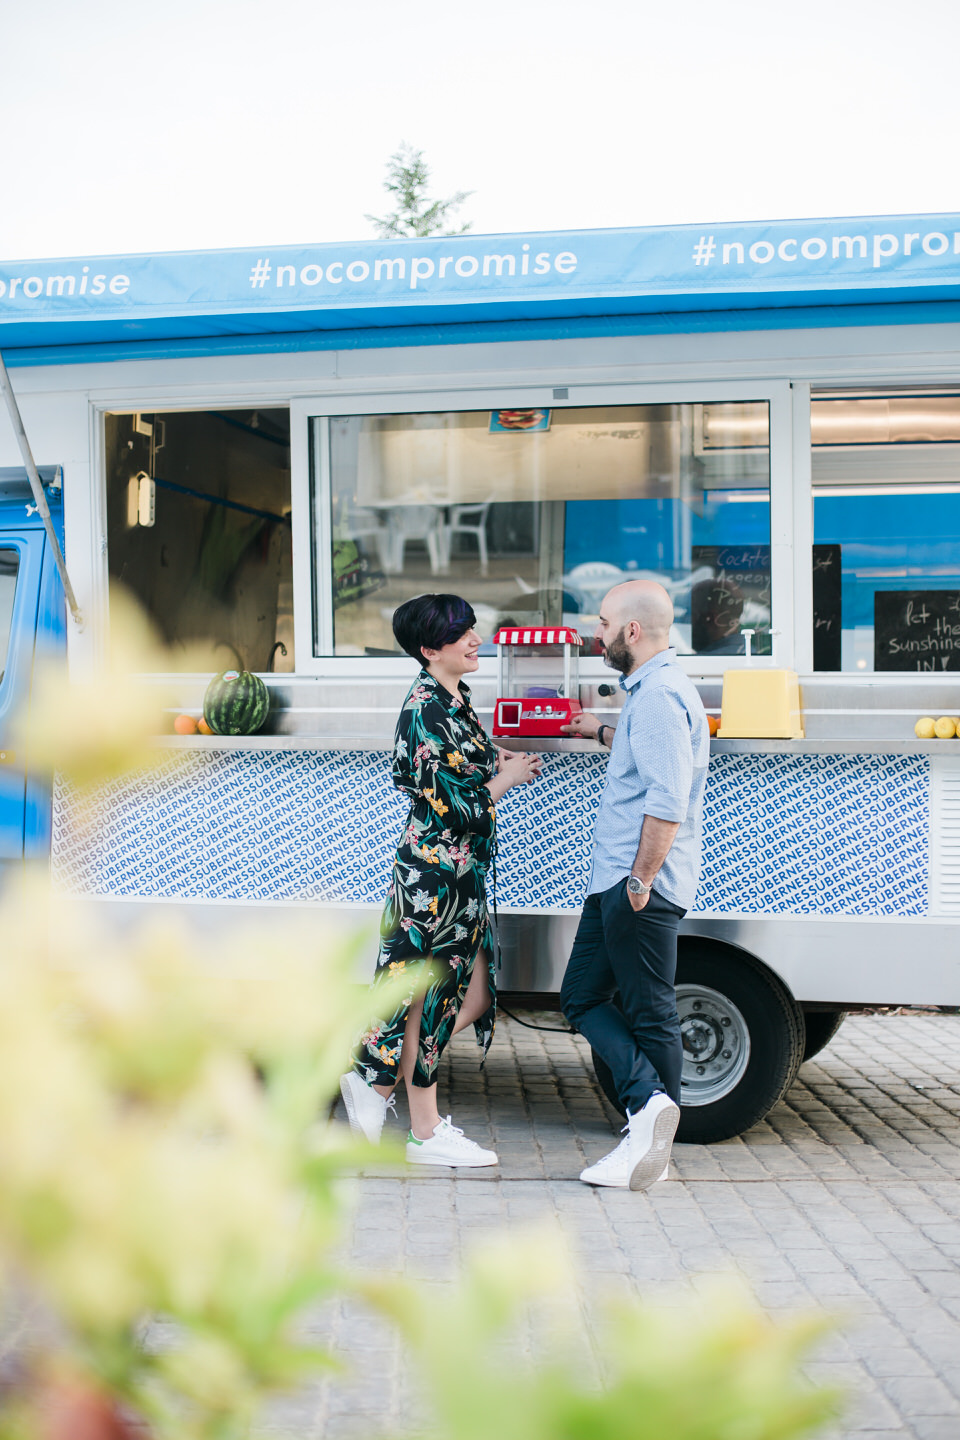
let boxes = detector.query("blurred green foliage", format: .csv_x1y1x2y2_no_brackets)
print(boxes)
367,1233,840,1440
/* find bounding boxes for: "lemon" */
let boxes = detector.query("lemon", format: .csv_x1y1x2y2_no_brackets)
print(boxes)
935,716,957,739
915,716,937,739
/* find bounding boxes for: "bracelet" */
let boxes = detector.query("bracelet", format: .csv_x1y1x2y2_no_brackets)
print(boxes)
597,724,609,747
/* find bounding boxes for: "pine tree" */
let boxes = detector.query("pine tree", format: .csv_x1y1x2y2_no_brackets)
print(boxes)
366,143,473,239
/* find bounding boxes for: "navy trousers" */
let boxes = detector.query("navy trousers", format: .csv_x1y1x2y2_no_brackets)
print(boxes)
560,879,685,1114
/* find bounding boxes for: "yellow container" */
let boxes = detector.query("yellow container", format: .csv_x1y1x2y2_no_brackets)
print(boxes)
717,669,804,739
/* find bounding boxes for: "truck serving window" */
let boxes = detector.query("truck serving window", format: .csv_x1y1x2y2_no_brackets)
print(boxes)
104,410,293,673
0,549,18,684
812,390,960,673
317,403,771,659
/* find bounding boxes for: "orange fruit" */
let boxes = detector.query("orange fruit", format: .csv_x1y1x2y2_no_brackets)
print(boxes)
707,714,720,737
197,717,213,735
173,714,198,735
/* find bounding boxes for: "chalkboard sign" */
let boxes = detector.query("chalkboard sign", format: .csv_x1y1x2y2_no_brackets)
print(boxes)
690,544,772,656
812,544,842,671
874,590,960,671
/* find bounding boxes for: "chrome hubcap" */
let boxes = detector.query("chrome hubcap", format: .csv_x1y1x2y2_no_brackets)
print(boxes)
677,984,750,1106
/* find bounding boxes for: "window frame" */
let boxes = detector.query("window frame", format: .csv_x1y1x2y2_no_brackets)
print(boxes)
806,383,960,676
295,380,796,679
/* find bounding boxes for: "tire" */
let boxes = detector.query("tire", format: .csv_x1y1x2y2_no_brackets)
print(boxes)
588,946,804,1144
801,1009,847,1063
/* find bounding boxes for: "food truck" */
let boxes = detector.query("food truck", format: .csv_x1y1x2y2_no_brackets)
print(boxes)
3,212,960,1142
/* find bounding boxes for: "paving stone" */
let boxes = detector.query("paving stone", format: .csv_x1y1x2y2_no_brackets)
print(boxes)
909,1421,960,1440
864,1348,935,1379
879,1378,959,1416
842,1383,906,1430
266,1014,960,1436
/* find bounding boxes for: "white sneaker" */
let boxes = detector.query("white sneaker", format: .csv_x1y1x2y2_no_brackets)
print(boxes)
339,1071,395,1144
626,1092,681,1191
580,1130,634,1187
580,1093,680,1190
405,1116,498,1168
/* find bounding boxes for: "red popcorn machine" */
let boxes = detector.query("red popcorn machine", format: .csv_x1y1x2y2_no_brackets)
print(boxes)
492,625,584,737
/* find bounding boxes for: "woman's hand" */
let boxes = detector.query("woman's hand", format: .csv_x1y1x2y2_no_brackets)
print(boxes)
487,751,541,802
496,746,526,771
498,752,542,789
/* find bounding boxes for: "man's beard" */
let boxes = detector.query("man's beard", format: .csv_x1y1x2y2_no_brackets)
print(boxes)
602,626,632,674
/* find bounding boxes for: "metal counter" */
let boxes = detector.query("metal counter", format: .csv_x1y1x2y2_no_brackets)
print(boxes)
157,672,960,751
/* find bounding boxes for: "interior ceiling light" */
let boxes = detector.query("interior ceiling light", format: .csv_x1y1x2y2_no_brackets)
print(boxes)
811,395,960,446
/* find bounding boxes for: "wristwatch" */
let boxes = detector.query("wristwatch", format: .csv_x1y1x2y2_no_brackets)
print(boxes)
597,724,610,746
627,875,652,896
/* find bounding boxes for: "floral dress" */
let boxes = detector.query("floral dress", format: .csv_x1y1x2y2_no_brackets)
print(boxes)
352,669,498,1088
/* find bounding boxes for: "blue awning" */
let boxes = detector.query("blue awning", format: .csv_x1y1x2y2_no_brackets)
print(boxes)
3,212,960,365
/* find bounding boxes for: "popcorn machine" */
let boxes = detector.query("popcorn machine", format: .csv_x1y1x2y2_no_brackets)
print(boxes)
492,626,584,737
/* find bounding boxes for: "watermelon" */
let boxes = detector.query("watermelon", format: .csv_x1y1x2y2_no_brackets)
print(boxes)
203,669,270,736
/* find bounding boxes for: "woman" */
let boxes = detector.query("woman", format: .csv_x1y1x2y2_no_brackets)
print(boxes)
340,594,540,1166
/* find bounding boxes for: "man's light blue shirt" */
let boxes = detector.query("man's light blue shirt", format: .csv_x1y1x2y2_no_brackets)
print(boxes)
587,648,709,911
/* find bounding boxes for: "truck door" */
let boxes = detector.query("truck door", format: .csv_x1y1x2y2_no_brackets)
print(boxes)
0,532,44,866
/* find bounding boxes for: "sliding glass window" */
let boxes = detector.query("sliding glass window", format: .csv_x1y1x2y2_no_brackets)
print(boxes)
315,402,771,659
811,391,960,672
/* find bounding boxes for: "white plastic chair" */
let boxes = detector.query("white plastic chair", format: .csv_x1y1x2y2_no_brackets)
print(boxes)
562,560,625,611
444,502,490,575
383,505,445,573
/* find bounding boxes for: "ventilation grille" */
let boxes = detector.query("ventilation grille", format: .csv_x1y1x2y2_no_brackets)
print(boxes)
929,760,960,914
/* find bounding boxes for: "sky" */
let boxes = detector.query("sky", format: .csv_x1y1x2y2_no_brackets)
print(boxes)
1,0,959,261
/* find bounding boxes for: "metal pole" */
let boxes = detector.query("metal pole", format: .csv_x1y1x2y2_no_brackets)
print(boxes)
0,348,83,628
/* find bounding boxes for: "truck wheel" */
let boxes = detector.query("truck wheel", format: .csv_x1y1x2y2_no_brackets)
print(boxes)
677,949,804,1142
588,948,804,1143
801,1009,847,1063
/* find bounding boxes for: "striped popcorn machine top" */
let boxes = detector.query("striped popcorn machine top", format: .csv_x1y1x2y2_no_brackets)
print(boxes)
492,626,584,737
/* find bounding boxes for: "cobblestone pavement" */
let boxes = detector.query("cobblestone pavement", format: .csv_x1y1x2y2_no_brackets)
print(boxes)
282,1013,960,1440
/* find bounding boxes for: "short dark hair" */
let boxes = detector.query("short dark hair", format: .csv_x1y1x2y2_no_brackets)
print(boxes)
393,594,477,665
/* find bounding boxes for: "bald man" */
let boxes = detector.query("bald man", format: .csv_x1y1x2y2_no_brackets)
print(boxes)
560,581,709,1190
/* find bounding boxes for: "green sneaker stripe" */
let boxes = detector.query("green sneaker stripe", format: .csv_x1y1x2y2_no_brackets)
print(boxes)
407,1131,424,1145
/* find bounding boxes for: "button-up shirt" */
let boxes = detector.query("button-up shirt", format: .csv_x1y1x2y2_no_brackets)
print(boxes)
587,648,709,911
